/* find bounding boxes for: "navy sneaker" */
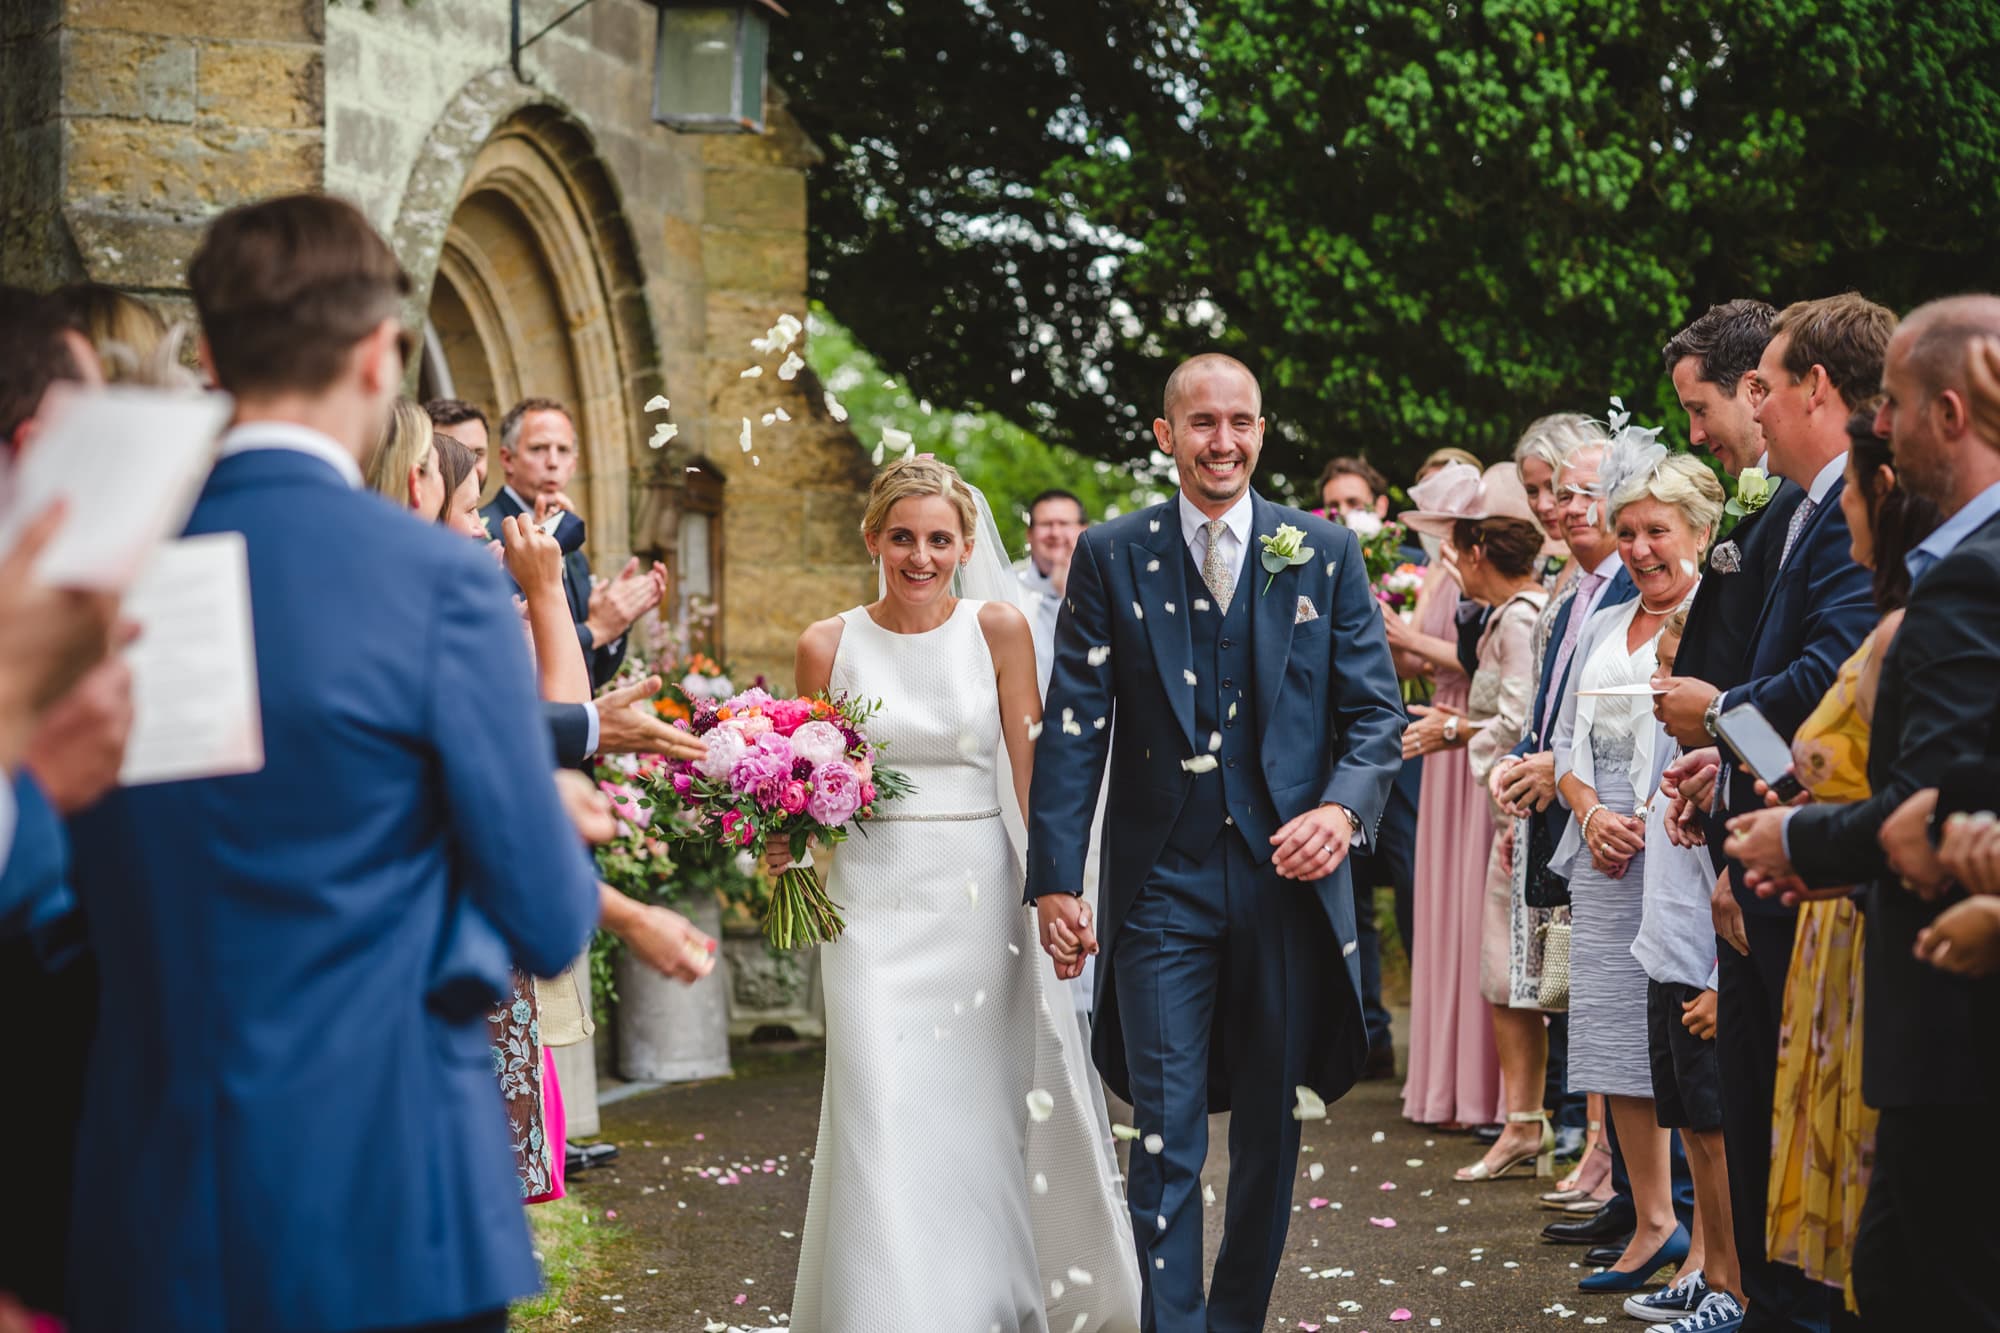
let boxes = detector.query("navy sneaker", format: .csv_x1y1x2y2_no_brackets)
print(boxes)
1664,1291,1746,1333
1623,1270,1708,1322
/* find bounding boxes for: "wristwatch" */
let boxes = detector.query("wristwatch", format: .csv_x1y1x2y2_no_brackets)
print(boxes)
1330,803,1363,846
1702,693,1725,739
1443,715,1460,744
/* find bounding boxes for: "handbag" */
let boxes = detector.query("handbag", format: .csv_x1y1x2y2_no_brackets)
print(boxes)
1523,809,1572,909
1536,920,1572,1012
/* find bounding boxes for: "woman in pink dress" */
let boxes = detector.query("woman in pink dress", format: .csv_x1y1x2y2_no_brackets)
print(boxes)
1389,461,1503,1130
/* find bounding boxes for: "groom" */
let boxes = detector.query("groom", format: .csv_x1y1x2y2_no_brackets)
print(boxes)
1027,353,1404,1330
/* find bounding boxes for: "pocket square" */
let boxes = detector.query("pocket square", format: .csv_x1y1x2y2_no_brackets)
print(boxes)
1295,596,1320,625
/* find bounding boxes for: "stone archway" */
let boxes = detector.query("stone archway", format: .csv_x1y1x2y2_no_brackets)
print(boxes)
395,84,663,566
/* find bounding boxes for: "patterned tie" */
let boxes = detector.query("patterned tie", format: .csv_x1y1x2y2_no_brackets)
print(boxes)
1779,496,1818,571
1202,518,1235,613
1541,573,1604,738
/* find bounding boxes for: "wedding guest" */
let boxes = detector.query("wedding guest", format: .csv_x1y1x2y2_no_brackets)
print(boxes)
1504,413,1613,1164
1402,466,1553,1180
0,290,125,1322
433,431,487,538
1671,293,1892,1333
1396,461,1504,1130
1630,607,1741,1328
1318,455,1392,520
62,192,602,1333
1750,407,1940,1316
52,283,188,386
1321,454,1418,1076
1550,442,1719,1295
1013,487,1087,693
427,396,492,486
482,397,664,690
365,395,444,515
1730,296,2000,1327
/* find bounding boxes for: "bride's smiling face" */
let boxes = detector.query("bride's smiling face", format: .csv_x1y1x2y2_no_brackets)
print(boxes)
868,494,972,605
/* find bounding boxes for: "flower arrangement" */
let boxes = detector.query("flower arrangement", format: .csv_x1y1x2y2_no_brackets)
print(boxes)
1378,561,1426,620
645,688,914,950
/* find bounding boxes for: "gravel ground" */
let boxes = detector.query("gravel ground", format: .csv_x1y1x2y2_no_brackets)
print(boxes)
545,1039,1642,1332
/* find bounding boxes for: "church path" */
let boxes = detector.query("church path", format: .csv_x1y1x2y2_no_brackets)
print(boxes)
546,1040,1628,1331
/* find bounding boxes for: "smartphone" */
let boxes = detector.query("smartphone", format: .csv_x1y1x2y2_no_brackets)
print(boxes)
1715,703,1805,803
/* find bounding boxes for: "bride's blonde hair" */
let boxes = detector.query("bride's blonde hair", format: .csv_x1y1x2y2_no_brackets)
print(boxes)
861,455,979,542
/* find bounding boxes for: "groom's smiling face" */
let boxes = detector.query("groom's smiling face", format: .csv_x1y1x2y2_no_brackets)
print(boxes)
1155,356,1264,515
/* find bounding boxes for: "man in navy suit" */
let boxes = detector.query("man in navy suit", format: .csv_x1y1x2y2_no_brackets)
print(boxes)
1027,354,1404,1331
480,397,663,692
64,195,602,1333
1658,293,1892,1333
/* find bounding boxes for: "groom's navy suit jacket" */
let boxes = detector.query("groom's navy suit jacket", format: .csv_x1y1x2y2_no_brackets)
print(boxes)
65,443,601,1332
1026,492,1404,1109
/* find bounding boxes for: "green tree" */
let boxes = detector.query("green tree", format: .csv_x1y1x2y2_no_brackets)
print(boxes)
778,1,2000,479
807,307,1175,555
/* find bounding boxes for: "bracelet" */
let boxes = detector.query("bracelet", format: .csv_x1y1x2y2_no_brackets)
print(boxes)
1580,803,1607,844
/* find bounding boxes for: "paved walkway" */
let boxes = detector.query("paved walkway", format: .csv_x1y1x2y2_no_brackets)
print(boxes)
555,1042,1630,1331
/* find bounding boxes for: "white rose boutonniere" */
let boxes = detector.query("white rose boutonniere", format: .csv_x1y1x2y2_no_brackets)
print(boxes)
1257,523,1315,595
1726,466,1773,519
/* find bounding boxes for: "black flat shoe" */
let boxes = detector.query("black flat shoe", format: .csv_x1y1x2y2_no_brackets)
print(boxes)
1584,1243,1630,1266
1541,1203,1637,1245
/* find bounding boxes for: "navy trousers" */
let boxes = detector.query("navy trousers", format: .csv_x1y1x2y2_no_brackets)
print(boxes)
1114,829,1330,1332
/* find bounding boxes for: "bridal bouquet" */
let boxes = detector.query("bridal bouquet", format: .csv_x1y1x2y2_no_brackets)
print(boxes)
645,687,913,950
1377,561,1426,620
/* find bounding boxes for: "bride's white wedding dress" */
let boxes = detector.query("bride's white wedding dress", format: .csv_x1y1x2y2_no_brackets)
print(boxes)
789,599,1141,1332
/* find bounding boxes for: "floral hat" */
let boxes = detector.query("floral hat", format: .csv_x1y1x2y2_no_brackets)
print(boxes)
1397,461,1541,539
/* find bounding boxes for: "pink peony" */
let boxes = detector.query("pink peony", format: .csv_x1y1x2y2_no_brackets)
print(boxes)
726,686,777,713
859,781,877,808
807,760,864,826
767,698,813,736
599,780,651,829
694,726,748,781
730,746,792,796
778,780,809,815
719,810,757,847
733,714,773,739
752,731,795,765
671,772,693,796
789,720,847,768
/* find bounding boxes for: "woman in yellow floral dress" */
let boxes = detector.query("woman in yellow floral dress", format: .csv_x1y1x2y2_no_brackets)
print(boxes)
1765,412,1938,1309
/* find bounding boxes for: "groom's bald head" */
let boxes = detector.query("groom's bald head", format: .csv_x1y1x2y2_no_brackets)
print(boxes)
1163,353,1261,425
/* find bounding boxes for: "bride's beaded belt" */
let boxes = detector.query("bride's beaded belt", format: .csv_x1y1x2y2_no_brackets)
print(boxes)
868,807,1002,823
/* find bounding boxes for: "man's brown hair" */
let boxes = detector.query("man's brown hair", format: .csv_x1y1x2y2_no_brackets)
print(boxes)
1770,292,1898,411
1316,455,1388,502
425,397,488,431
498,396,573,453
188,194,411,396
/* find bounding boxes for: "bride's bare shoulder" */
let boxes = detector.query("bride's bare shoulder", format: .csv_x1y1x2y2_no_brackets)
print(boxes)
975,598,1030,637
798,614,848,659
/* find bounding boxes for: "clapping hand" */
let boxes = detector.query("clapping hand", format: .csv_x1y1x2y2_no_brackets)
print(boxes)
585,556,667,645
1037,893,1098,981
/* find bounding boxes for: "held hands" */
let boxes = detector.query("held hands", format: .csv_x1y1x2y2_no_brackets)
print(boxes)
585,557,667,646
1587,811,1644,878
1661,747,1719,848
1939,811,2000,896
1915,896,2000,977
1037,893,1098,981
1271,802,1357,881
1402,702,1465,759
1711,869,1750,957
1653,676,1721,750
593,674,708,761
1882,788,1949,900
1492,751,1556,816
1681,987,1718,1041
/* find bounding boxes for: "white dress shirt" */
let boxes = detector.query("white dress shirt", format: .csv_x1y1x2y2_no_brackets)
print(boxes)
216,421,365,489
1177,490,1254,593
1012,556,1061,696
1801,451,1848,506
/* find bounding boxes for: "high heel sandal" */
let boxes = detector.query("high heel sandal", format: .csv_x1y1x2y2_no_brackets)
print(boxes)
1454,1110,1555,1182
1540,1121,1611,1207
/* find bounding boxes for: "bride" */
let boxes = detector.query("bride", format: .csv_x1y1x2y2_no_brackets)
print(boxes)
772,456,1141,1331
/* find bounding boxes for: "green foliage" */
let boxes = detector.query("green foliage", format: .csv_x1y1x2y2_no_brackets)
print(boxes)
779,2,2000,481
807,307,1174,552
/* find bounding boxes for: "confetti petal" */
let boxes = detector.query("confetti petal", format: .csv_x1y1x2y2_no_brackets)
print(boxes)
1181,755,1219,774
1143,1133,1164,1155
1370,1216,1397,1228
648,422,679,448
1294,1086,1328,1121
739,418,752,452
1086,645,1111,666
644,394,670,412
1111,1123,1141,1141
778,351,805,380
1308,1162,1325,1182
739,365,763,378
1025,1089,1054,1122
824,390,849,422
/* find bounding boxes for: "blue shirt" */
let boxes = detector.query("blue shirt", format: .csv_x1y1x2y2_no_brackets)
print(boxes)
1908,479,2000,586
